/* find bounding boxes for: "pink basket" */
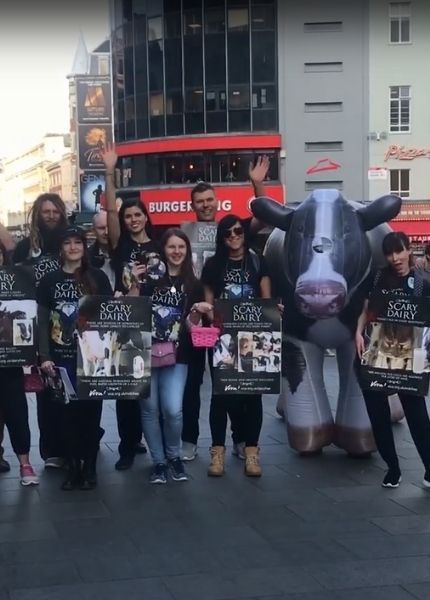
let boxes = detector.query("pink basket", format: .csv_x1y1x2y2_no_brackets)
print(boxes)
191,325,220,348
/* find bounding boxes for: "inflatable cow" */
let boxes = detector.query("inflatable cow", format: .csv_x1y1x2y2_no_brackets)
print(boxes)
252,190,402,455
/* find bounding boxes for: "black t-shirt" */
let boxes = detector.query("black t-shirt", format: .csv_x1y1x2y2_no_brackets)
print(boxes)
201,250,269,300
13,237,60,286
366,267,430,299
37,268,112,365
140,276,204,364
112,237,165,293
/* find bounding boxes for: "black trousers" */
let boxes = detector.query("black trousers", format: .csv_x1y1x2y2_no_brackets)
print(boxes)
181,348,206,444
210,394,263,447
362,389,430,470
0,369,30,456
116,399,142,457
64,400,103,462
36,388,67,460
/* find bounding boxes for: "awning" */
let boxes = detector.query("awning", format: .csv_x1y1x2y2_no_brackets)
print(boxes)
390,220,430,242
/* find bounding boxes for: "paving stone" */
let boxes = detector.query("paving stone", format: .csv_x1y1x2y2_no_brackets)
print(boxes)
303,557,430,590
372,515,430,535
163,567,323,600
259,586,417,599
336,533,430,559
0,521,57,543
403,582,430,599
1,560,80,590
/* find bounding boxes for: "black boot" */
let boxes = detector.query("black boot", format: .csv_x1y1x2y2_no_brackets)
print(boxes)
80,456,97,490
61,459,82,491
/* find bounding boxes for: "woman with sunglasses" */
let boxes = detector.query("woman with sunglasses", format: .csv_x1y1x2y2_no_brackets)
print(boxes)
0,241,39,485
37,226,112,490
201,215,272,477
128,228,212,484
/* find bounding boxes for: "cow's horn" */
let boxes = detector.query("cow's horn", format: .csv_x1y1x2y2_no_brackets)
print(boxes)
357,194,402,231
251,196,294,230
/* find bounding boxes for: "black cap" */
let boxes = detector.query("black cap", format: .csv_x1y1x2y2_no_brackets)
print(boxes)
60,226,87,245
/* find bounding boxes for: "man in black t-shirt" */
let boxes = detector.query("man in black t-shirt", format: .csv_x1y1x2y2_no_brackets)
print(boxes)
13,194,69,468
180,158,270,461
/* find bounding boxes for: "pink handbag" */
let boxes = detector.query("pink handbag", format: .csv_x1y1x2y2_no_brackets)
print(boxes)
151,341,177,368
24,367,46,393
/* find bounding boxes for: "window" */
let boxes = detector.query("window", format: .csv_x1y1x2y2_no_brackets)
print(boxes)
304,102,343,112
390,169,410,198
390,86,411,132
390,2,410,43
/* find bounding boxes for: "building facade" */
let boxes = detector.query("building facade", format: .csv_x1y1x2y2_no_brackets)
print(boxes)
1,134,71,230
109,0,430,242
110,0,283,225
368,0,430,245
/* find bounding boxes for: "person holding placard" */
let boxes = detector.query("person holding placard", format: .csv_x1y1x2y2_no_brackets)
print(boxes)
201,215,272,477
128,228,212,484
355,231,430,489
0,241,38,486
13,193,68,468
37,226,112,491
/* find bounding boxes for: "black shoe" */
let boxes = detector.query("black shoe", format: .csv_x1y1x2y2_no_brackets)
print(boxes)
61,460,82,491
80,458,97,490
423,470,430,489
0,456,11,473
382,468,401,488
135,442,147,455
168,458,189,482
149,463,167,484
115,455,134,471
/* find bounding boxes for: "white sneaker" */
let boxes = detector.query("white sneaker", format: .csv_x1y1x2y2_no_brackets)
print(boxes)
20,464,39,486
44,457,64,469
181,442,197,461
232,442,245,460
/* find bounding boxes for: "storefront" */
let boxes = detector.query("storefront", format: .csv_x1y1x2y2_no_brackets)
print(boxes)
390,202,430,252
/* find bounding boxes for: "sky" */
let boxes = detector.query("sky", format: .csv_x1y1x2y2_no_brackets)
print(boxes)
0,0,110,158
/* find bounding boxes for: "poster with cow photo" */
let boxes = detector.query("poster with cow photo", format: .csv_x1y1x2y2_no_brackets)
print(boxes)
212,299,281,395
76,296,151,400
0,266,37,367
181,222,217,278
360,292,430,396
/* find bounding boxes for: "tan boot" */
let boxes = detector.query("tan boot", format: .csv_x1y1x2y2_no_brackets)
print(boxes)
244,446,262,477
207,446,225,477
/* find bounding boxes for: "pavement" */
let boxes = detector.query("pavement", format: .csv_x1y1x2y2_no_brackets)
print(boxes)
1,358,430,600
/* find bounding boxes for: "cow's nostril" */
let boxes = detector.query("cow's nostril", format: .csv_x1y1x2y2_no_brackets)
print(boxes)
313,237,333,253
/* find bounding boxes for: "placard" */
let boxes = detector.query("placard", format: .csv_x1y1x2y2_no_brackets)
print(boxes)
181,221,217,278
77,296,152,400
212,299,281,395
0,266,37,367
360,292,430,396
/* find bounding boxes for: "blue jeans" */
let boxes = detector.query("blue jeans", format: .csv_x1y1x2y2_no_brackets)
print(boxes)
140,364,188,465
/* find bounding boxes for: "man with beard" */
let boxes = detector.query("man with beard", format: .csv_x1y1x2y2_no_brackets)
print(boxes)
13,193,69,468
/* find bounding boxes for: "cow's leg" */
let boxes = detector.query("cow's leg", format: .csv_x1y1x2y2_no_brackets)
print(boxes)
281,337,334,454
333,339,376,455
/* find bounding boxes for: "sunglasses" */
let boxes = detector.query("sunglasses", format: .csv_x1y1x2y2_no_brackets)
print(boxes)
223,226,244,239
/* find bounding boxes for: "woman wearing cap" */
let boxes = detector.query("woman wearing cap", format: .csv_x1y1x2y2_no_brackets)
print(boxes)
37,226,112,490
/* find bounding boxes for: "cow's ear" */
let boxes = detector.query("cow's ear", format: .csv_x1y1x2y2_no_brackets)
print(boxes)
356,194,402,231
250,196,294,231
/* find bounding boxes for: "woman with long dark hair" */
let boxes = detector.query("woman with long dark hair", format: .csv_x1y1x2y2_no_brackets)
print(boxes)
0,242,38,485
201,215,272,478
356,231,430,488
129,228,212,484
37,226,112,490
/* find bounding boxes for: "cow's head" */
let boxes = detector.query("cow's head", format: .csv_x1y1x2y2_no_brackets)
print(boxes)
252,190,401,319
